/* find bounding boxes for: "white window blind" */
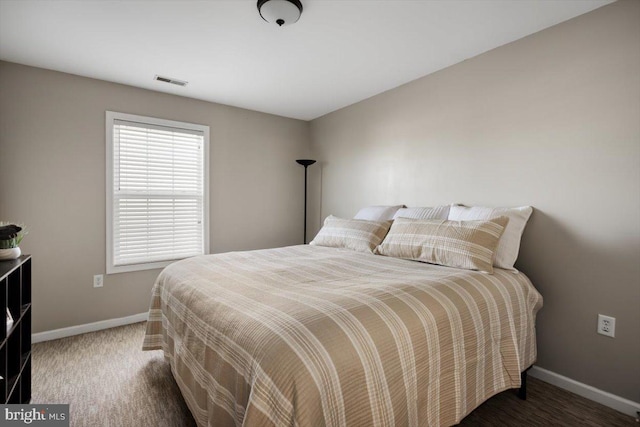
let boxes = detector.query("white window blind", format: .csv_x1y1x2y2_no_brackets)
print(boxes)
106,112,209,273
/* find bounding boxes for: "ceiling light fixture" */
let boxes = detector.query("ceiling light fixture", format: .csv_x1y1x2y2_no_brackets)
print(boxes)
257,0,303,27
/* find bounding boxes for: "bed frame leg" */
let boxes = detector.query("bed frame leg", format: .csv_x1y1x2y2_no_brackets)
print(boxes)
518,369,529,400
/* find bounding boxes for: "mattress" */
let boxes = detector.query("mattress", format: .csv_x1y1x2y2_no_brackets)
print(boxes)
143,245,542,427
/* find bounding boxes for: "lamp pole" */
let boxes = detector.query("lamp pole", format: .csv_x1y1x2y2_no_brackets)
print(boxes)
296,159,316,244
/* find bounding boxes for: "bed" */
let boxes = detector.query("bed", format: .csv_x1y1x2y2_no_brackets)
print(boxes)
143,244,542,426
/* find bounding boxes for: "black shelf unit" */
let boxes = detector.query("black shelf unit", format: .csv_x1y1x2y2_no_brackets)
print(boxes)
0,255,31,404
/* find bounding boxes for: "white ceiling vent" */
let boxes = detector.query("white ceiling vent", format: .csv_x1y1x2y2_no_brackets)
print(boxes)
154,75,188,87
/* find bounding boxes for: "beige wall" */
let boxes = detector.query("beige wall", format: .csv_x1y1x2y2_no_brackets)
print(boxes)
0,61,310,333
309,1,639,402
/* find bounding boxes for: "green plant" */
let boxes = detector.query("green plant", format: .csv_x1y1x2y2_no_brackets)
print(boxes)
0,223,27,249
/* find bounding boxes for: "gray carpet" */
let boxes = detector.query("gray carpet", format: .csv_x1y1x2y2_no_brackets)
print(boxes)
32,322,195,427
32,322,635,426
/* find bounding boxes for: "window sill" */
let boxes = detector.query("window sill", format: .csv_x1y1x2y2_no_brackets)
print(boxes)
107,258,185,274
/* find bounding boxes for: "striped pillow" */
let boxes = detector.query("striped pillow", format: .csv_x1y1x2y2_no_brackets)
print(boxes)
448,205,533,271
310,215,392,253
375,216,509,273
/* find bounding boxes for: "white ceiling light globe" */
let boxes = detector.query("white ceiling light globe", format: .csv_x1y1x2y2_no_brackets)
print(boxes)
258,0,303,27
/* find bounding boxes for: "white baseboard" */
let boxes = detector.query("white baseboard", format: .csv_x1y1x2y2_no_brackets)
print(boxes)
32,312,148,344
530,366,640,418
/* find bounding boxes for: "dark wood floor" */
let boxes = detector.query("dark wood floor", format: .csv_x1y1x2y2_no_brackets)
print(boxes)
459,376,636,426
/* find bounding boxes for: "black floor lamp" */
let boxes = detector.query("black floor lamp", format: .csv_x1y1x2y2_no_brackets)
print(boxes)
296,159,316,244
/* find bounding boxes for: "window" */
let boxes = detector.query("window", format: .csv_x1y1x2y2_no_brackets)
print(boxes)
106,111,209,274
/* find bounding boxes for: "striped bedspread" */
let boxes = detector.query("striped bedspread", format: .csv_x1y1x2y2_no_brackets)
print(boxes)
143,245,542,427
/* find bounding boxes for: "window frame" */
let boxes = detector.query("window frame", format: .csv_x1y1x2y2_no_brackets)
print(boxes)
105,111,210,274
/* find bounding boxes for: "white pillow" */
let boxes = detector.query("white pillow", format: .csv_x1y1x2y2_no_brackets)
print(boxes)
393,206,450,220
448,205,533,271
353,205,404,221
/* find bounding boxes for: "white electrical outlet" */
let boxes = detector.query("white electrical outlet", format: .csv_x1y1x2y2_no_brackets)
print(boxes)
93,274,104,288
597,314,615,338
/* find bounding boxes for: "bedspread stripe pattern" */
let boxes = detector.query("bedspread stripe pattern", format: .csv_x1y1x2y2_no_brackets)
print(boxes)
143,245,542,427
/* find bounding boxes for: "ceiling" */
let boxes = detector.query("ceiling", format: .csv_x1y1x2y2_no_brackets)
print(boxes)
0,0,613,121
